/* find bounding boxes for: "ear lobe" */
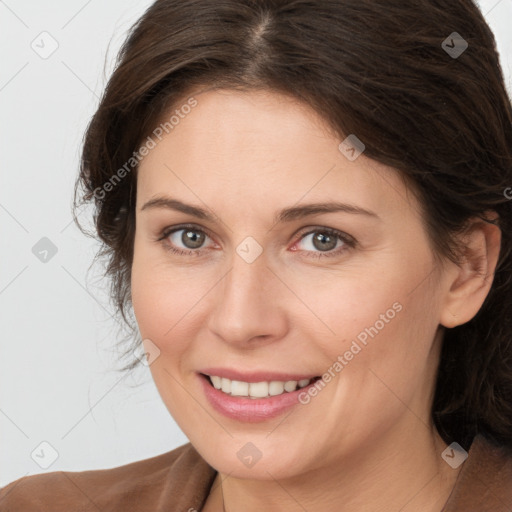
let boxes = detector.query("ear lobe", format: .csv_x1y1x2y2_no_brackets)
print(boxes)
440,215,501,329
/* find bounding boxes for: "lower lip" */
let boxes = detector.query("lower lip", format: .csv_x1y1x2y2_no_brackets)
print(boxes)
199,374,319,422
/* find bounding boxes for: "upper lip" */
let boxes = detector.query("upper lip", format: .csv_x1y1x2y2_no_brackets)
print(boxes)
199,367,319,383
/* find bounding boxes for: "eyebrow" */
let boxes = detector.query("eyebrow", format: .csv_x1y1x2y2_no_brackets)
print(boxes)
140,197,380,223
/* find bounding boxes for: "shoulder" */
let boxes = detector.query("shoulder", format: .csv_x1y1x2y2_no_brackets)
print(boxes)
0,443,216,512
445,434,512,511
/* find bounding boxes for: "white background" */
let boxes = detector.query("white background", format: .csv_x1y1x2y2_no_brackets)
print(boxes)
1,0,511,487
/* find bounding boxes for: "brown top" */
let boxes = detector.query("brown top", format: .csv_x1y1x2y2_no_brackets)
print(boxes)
1,434,511,511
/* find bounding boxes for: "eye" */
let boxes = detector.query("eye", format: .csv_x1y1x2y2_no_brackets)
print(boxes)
157,224,356,259
158,224,215,256
292,227,355,258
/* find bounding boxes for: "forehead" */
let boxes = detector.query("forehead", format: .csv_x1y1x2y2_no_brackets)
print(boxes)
136,89,417,221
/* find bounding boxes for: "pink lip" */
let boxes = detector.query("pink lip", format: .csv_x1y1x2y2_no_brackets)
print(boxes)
198,367,318,383
198,373,320,423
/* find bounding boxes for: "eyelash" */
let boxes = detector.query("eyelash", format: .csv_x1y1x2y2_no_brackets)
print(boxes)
157,224,356,259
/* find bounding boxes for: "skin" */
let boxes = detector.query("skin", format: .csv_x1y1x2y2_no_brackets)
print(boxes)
131,88,501,511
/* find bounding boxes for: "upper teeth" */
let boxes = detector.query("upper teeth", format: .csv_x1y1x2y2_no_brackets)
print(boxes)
208,375,312,398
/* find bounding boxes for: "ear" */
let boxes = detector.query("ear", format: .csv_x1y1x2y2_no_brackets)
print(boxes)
440,213,501,328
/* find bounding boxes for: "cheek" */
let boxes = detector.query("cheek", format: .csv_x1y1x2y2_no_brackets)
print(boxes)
131,241,179,344
130,249,204,421
309,258,440,392
132,272,190,352
130,242,215,359
295,268,404,351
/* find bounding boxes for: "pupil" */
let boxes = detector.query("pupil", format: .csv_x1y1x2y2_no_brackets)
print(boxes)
313,232,336,251
183,230,204,249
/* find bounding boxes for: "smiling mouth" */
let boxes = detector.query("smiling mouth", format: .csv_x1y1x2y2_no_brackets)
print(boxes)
202,373,321,399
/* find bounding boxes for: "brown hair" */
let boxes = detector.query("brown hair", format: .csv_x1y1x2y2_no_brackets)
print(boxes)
75,0,512,449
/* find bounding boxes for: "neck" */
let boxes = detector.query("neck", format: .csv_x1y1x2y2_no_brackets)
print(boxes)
204,424,462,512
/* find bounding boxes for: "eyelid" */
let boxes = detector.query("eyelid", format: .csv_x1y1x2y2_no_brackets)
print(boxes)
159,224,217,248
295,225,356,244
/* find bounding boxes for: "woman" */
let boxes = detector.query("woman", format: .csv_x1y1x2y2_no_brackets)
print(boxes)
2,0,512,510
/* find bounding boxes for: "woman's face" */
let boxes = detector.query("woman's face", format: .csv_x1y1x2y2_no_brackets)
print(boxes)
131,88,451,479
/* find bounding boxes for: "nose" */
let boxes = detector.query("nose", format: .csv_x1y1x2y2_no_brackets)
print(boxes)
206,250,289,348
